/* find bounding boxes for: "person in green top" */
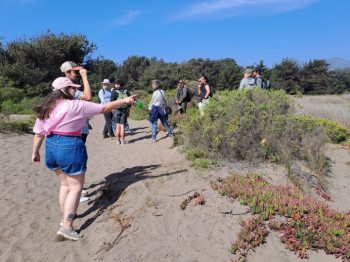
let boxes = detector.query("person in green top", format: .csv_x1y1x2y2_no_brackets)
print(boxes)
111,79,131,145
175,80,188,114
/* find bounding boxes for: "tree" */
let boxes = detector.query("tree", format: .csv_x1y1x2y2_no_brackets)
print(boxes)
0,30,97,97
269,58,302,94
301,59,331,94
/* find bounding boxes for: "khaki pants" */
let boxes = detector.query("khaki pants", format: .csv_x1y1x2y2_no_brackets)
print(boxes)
198,100,209,116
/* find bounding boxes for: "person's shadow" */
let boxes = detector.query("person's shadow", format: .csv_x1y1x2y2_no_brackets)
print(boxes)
77,164,187,232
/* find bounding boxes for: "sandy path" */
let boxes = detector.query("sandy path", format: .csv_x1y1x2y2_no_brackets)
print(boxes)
0,114,348,262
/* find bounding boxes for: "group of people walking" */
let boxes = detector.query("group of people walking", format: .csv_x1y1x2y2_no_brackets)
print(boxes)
98,78,173,143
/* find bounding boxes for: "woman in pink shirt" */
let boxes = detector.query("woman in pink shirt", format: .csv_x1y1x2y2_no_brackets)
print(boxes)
32,77,136,240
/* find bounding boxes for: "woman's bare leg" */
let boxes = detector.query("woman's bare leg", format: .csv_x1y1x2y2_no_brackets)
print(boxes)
55,169,69,218
62,173,85,227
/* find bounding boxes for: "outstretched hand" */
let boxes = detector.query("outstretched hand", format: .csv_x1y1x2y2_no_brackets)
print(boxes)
124,94,137,105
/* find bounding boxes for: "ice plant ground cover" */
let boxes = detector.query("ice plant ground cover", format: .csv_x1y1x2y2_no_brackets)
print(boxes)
211,173,350,262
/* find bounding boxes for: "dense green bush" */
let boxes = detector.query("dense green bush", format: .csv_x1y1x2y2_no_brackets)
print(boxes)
0,97,42,114
180,89,349,174
0,117,35,134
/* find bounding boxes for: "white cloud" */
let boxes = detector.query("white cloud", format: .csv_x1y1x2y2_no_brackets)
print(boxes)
181,0,322,18
111,11,141,26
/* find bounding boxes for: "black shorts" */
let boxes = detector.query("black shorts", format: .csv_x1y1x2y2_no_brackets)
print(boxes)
113,109,128,125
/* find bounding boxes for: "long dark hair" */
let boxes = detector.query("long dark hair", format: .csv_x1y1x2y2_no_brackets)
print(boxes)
33,87,75,120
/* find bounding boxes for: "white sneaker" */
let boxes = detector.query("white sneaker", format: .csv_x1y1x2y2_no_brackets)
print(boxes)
80,196,89,203
81,190,87,194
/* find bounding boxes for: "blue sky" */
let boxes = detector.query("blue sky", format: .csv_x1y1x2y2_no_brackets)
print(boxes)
0,0,349,68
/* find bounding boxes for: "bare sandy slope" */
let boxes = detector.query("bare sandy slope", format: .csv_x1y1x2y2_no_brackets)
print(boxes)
0,114,349,262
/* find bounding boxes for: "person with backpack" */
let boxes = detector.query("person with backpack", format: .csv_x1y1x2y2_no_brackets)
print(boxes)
110,79,131,145
175,80,189,114
253,67,270,90
98,79,115,138
197,76,211,116
148,80,173,143
239,68,256,90
31,76,136,240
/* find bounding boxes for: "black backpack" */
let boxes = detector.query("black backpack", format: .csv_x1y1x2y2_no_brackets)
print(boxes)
255,77,270,90
185,88,192,102
209,86,216,97
97,88,105,103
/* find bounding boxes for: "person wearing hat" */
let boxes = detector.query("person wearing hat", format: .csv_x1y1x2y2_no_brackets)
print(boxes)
31,77,136,241
61,61,92,203
239,69,256,90
60,61,92,101
98,79,115,138
175,80,188,114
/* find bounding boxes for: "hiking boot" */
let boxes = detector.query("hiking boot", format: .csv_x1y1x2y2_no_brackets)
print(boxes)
109,134,116,138
116,140,121,145
151,138,156,143
168,134,173,138
57,227,84,241
79,196,89,203
121,141,129,145
102,134,109,138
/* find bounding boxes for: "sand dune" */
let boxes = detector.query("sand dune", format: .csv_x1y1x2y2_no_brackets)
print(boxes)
0,114,349,262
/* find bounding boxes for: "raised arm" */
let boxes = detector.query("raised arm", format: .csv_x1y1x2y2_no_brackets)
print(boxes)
78,69,92,101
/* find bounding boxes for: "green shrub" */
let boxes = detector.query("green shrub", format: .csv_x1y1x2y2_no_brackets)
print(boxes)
292,116,350,143
185,149,207,161
132,89,149,99
190,159,209,169
129,108,149,121
0,96,42,114
180,88,346,175
0,117,35,134
172,132,184,147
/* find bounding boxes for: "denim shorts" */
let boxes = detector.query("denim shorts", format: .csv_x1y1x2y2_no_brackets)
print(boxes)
45,134,88,176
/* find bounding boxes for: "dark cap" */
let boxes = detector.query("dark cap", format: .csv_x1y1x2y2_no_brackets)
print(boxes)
253,67,261,72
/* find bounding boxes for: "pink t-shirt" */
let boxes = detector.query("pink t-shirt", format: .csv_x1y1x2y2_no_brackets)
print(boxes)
33,100,103,136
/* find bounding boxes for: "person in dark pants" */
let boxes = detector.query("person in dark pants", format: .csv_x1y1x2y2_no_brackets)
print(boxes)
175,80,188,114
98,79,115,138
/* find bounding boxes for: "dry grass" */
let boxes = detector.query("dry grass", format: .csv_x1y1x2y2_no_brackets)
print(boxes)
295,94,350,129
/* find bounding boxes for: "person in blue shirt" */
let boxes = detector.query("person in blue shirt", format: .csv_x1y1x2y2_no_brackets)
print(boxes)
98,79,115,138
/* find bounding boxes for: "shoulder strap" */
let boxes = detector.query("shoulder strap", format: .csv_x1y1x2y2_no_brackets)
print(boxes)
158,90,168,106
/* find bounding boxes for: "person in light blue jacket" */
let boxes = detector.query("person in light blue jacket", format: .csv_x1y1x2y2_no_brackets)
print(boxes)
98,79,115,138
239,69,256,90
